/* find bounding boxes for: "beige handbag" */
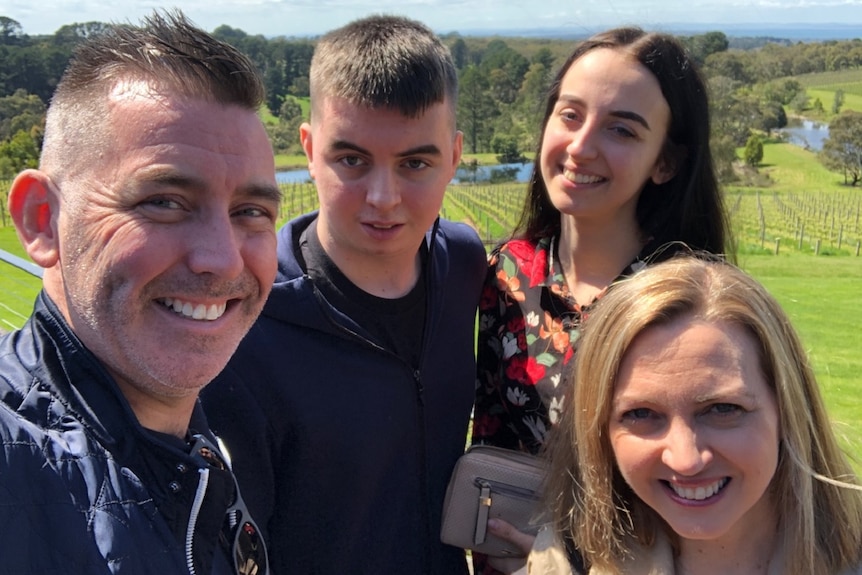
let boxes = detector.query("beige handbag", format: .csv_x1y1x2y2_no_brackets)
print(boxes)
440,445,547,557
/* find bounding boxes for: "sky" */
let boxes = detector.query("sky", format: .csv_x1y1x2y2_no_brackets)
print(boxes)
4,0,862,38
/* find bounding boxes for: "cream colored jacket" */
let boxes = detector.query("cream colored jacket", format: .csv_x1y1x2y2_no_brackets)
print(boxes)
524,525,674,575
525,525,862,575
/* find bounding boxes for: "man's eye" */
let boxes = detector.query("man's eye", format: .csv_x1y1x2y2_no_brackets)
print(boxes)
145,197,182,209
234,206,271,219
339,156,365,167
404,158,429,170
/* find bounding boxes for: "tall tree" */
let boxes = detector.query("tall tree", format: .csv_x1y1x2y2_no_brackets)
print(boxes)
0,89,46,141
743,135,764,167
0,129,39,177
0,16,23,45
450,37,468,70
457,65,497,154
833,89,845,115
685,31,729,65
479,40,529,105
513,61,552,150
821,111,862,186
53,21,110,48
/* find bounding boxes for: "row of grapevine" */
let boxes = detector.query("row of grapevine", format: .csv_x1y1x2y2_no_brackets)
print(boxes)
730,189,862,255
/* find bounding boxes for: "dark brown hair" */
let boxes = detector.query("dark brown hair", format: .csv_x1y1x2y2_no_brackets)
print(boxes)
515,27,732,261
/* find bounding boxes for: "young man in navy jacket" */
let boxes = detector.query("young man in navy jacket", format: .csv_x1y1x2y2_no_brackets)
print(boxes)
202,14,486,575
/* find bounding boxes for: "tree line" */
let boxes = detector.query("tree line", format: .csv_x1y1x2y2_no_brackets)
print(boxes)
2,15,862,182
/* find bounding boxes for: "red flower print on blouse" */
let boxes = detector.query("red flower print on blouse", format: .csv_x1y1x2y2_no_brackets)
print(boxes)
505,355,528,385
479,283,498,311
529,248,548,288
506,239,535,262
562,344,574,365
525,357,546,384
472,413,502,437
507,316,526,334
504,355,545,386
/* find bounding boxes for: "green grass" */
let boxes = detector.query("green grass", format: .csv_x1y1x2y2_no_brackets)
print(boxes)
258,105,278,126
784,69,862,120
461,153,501,165
739,255,862,465
0,226,40,332
796,69,862,93
274,153,308,170
758,141,843,187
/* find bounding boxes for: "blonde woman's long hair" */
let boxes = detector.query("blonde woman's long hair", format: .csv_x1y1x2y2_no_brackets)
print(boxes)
544,255,862,575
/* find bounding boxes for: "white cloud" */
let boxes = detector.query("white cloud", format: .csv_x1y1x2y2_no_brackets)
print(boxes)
5,0,862,36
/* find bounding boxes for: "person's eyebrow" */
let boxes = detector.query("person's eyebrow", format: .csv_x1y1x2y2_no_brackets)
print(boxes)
240,183,283,204
609,110,651,130
397,144,442,158
330,140,442,158
140,169,205,190
693,389,758,405
557,94,652,130
330,140,370,155
135,169,282,203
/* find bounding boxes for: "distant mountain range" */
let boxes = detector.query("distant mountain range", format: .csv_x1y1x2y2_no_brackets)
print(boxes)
452,23,861,42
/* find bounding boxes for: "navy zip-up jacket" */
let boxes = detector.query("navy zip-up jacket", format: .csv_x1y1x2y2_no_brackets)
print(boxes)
202,212,486,574
0,292,241,575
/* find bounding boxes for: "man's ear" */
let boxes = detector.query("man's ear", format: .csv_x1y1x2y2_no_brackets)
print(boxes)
451,130,464,171
299,122,315,180
8,169,60,268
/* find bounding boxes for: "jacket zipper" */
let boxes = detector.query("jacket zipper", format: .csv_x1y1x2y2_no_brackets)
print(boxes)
474,477,540,500
307,219,439,574
185,467,210,575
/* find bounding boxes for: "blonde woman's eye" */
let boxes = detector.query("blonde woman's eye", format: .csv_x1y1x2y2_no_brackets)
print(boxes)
622,407,654,421
707,403,744,416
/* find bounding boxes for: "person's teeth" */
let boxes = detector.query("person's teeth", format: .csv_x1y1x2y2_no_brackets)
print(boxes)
670,478,728,501
207,303,227,320
563,170,603,184
161,298,227,321
192,304,207,320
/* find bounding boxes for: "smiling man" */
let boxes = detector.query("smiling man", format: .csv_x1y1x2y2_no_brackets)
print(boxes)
0,11,279,575
201,15,486,575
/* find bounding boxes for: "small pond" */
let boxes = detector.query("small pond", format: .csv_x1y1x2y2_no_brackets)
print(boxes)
276,161,535,184
780,119,829,151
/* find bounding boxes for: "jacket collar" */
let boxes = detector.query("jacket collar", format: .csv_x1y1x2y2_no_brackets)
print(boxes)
263,212,447,332
17,291,211,459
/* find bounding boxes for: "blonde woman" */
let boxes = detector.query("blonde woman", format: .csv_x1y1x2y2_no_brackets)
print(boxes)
531,256,862,575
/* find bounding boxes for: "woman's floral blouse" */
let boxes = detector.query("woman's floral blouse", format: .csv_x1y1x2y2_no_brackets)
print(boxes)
472,236,645,455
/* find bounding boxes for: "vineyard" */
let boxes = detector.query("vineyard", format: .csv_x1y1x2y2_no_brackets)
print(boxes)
274,181,862,255
729,187,862,256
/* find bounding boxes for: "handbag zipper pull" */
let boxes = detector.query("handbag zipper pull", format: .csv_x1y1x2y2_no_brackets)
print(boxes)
474,480,492,546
